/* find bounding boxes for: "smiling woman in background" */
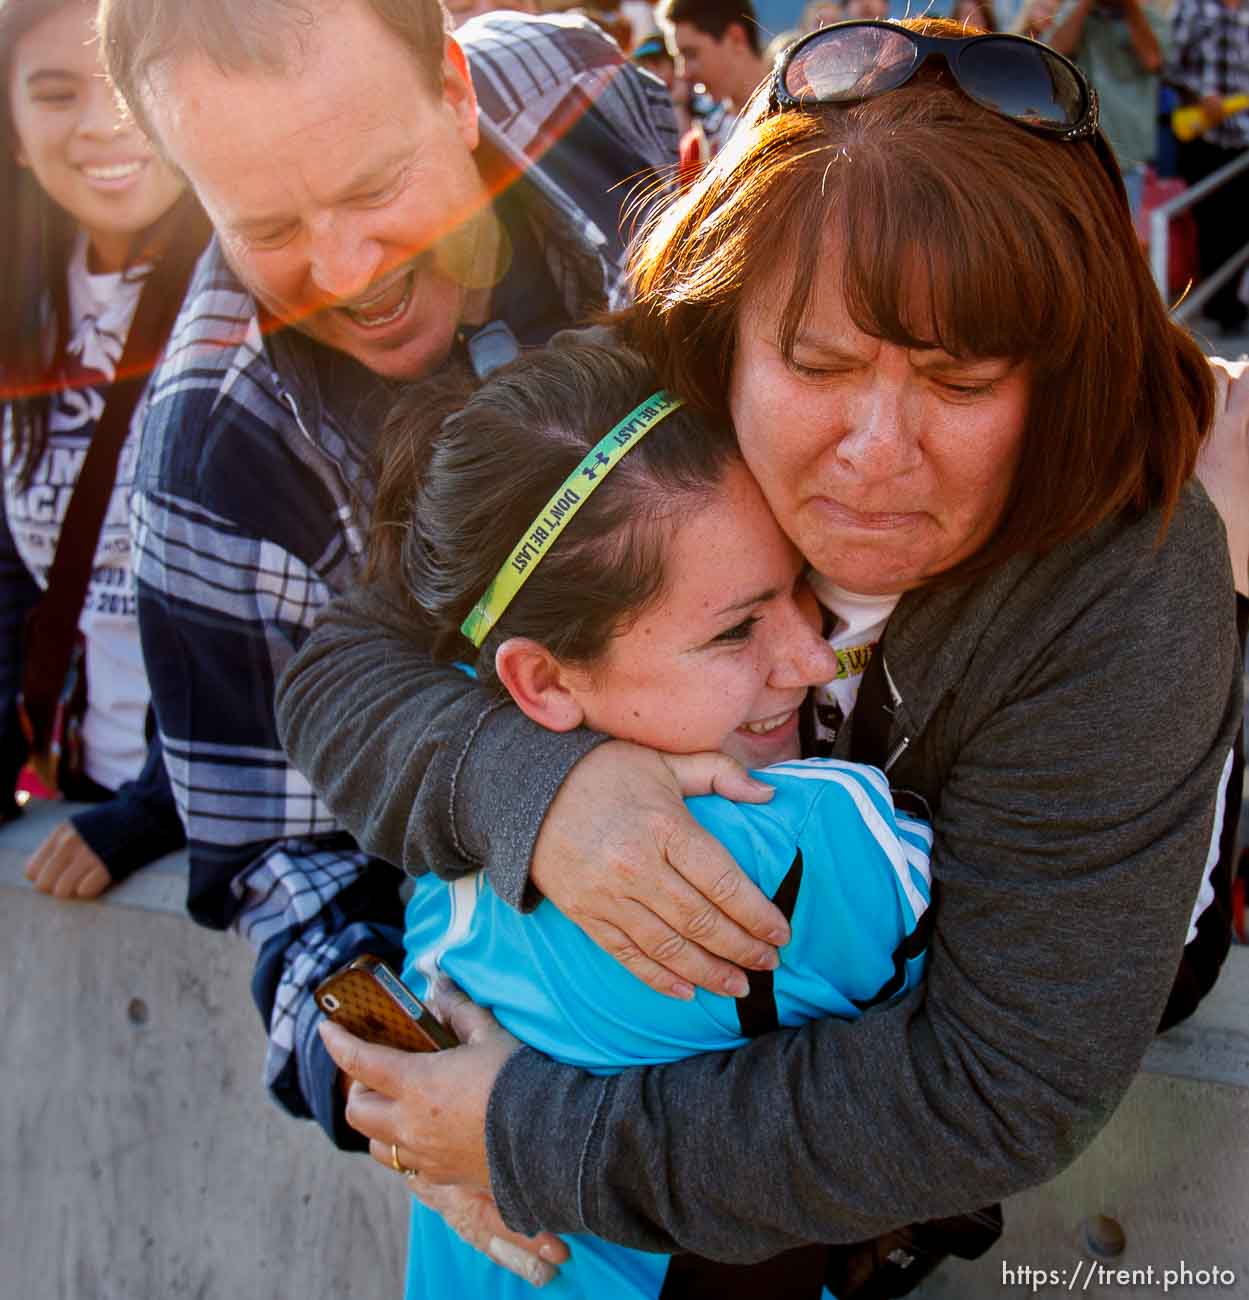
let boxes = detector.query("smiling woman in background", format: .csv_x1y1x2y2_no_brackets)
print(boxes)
0,0,206,895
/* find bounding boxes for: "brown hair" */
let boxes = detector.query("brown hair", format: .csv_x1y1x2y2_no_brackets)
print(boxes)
660,0,763,55
623,18,1214,578
98,0,449,140
1,0,207,486
371,343,740,690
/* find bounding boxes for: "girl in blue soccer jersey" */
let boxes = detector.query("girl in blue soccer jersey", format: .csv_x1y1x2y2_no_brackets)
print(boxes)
0,0,207,895
332,342,933,1299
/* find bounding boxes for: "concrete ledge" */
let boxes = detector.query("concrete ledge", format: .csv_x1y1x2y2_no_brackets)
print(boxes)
0,799,191,916
0,803,406,1300
1144,956,1249,1091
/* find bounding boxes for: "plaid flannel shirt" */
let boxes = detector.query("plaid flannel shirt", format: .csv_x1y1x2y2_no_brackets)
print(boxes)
1169,0,1249,149
131,11,677,1143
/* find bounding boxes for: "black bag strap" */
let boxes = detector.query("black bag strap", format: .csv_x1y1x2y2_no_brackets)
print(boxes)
20,209,209,745
849,643,893,769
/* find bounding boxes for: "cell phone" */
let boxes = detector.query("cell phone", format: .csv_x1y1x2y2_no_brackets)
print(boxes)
315,955,459,1052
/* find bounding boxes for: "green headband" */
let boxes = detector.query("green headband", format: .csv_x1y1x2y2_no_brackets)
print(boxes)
460,390,686,648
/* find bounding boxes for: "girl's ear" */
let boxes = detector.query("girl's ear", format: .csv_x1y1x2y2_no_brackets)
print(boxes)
493,638,587,733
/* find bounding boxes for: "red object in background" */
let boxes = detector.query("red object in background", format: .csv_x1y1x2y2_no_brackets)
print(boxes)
16,766,57,802
1134,168,1200,300
1233,874,1246,945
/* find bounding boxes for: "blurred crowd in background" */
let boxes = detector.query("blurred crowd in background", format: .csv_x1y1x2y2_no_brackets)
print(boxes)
547,0,1249,332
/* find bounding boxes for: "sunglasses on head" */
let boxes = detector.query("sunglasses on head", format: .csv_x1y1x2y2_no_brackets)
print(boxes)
771,20,1100,141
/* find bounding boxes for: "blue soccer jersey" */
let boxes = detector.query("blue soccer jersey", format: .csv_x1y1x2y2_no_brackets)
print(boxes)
400,758,933,1300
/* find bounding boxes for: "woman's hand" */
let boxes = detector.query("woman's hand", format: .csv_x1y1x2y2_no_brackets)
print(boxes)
402,1174,566,1289
320,982,517,1187
1199,357,1249,596
529,740,789,1000
320,984,568,1286
24,822,111,899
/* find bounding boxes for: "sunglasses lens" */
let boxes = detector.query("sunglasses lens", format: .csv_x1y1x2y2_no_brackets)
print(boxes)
784,26,917,103
957,37,1086,129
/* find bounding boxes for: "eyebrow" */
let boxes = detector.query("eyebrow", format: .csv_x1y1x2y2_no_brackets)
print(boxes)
231,152,412,234
25,69,81,85
912,352,1012,374
793,330,1008,372
711,586,781,618
791,332,860,360
332,153,411,200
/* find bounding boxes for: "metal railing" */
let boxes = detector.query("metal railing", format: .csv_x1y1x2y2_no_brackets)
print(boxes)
1149,149,1249,322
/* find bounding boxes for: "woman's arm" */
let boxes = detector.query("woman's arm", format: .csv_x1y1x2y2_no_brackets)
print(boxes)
478,494,1241,1256
276,581,603,906
277,582,790,997
1198,358,1249,596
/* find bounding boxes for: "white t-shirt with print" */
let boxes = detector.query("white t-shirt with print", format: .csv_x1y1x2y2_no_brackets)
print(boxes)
808,574,900,750
2,233,150,791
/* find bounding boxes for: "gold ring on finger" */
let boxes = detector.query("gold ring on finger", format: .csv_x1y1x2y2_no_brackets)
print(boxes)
391,1143,419,1177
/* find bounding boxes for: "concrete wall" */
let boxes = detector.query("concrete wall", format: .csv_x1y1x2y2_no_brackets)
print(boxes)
1,803,406,1300
3,801,1246,1299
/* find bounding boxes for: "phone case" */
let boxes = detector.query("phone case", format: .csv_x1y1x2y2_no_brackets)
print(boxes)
315,956,459,1052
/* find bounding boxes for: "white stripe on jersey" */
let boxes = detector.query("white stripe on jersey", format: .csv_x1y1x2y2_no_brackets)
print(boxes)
416,874,485,989
767,760,931,921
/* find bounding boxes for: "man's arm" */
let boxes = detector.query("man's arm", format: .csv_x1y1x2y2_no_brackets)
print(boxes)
483,500,1240,1256
132,481,413,1144
1044,0,1095,58
1121,0,1164,71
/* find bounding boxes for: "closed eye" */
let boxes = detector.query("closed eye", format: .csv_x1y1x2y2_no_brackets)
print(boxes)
787,358,853,382
356,181,398,205
712,615,760,644
935,378,998,399
240,224,297,251
350,166,410,207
